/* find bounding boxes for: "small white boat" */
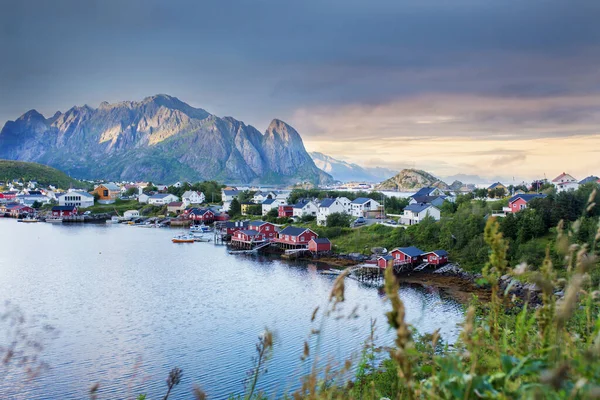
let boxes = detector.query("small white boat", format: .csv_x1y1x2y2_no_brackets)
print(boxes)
45,218,63,223
106,216,120,224
190,224,212,233
18,217,39,223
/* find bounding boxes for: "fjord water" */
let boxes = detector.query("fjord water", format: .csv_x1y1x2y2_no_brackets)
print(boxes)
0,220,464,399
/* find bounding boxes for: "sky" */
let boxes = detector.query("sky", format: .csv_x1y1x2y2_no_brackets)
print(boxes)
1,0,599,182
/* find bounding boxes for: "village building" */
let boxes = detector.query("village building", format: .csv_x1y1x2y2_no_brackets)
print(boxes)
220,220,250,235
16,193,51,207
123,210,140,219
248,220,279,241
274,226,318,249
58,191,95,208
390,246,424,266
138,193,150,204
377,254,394,269
9,204,35,217
350,197,381,217
0,192,17,202
552,172,579,193
186,208,215,223
487,182,507,194
222,189,240,211
422,250,449,266
156,185,169,192
579,176,599,185
278,205,294,218
400,203,441,225
167,201,186,214
230,229,266,247
411,187,445,198
505,193,546,213
292,200,318,218
308,238,332,253
317,198,349,226
148,193,179,205
182,191,205,206
92,183,121,204
51,205,78,217
261,198,287,216
408,195,447,207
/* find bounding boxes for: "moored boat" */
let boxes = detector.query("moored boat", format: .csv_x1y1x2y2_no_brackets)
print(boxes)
172,234,195,243
190,224,212,233
45,217,63,223
18,217,39,223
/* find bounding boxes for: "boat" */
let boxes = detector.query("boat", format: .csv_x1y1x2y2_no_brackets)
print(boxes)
106,216,120,224
18,217,39,223
190,224,212,233
45,217,63,223
172,234,196,243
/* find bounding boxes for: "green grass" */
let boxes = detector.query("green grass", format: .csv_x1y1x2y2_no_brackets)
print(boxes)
0,159,88,190
81,199,144,214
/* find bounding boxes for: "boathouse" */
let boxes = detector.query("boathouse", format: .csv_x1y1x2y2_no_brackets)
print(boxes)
220,220,249,235
187,208,215,223
230,229,265,249
275,226,318,249
248,221,279,241
308,238,332,253
376,255,394,269
9,204,34,217
390,246,424,266
51,205,78,217
422,250,449,265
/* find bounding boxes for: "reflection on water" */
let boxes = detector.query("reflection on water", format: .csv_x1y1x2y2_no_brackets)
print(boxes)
0,220,464,399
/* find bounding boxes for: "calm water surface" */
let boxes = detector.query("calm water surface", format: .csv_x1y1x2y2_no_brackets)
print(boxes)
0,219,464,399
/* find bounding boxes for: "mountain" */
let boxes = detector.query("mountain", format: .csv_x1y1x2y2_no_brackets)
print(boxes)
0,160,85,189
375,169,449,191
0,95,332,185
309,152,397,182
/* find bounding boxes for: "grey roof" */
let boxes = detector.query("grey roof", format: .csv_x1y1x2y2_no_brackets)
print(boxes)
279,226,311,236
404,203,434,213
224,220,249,228
393,246,424,257
508,193,546,203
238,229,260,236
52,205,77,211
319,198,336,208
262,199,276,205
312,238,331,244
223,190,239,196
149,193,174,199
488,182,504,190
59,191,94,198
411,195,440,204
379,255,393,261
426,250,448,257
249,220,269,227
412,187,438,197
100,183,120,191
579,176,599,184
293,199,311,209
351,197,372,205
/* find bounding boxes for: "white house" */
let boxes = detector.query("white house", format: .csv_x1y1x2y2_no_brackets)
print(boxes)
148,193,179,205
58,190,95,208
138,193,150,204
16,194,51,207
222,189,240,211
182,191,205,206
411,187,446,198
317,198,349,226
400,203,441,225
261,198,287,216
350,197,381,217
408,195,448,207
552,172,579,193
292,200,319,218
123,210,140,219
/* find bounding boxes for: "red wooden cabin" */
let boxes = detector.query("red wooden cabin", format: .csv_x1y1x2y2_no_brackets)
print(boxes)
308,238,332,253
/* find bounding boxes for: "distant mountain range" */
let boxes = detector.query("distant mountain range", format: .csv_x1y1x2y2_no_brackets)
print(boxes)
309,152,397,182
0,94,332,185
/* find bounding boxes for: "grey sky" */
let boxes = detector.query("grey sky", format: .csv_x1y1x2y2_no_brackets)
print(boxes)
1,0,599,179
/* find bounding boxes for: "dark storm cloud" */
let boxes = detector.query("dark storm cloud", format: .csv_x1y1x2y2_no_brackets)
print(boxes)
1,0,600,129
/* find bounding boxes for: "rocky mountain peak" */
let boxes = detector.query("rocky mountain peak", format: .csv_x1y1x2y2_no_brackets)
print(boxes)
18,109,45,122
265,119,303,144
375,168,449,191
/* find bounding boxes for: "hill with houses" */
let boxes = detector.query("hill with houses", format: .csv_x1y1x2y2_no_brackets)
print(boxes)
0,95,332,185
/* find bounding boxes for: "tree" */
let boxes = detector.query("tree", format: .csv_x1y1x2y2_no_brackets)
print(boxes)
31,200,42,209
493,187,506,198
247,204,262,216
229,198,241,217
124,187,138,197
474,188,487,198
326,212,353,227
266,208,278,218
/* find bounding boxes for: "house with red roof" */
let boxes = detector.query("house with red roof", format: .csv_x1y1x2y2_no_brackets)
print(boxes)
552,172,579,193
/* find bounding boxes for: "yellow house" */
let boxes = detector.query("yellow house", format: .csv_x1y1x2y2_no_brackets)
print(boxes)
92,183,121,204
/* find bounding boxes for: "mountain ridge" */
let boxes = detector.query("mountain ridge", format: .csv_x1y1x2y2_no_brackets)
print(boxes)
375,169,449,191
0,95,332,185
309,152,397,182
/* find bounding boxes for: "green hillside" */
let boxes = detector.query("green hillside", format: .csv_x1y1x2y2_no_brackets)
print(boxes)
0,160,88,189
